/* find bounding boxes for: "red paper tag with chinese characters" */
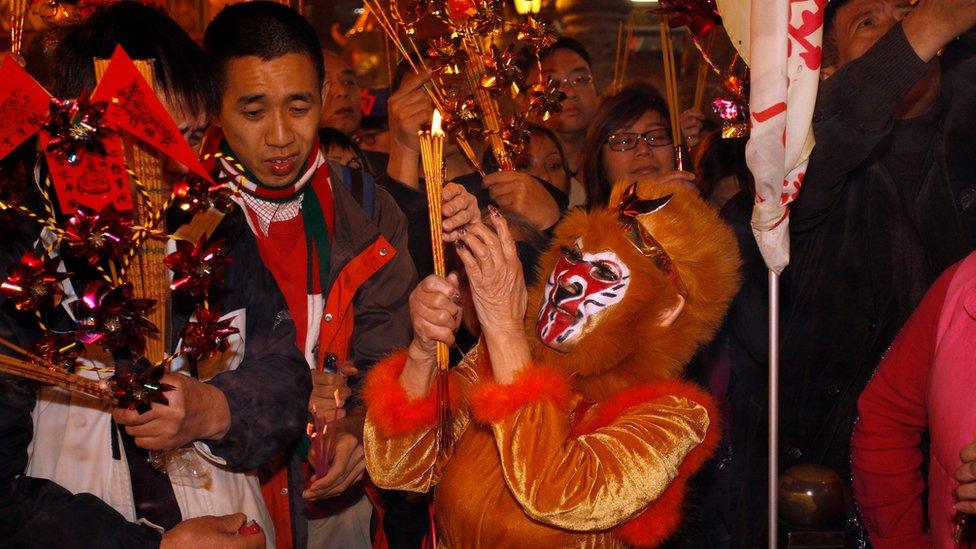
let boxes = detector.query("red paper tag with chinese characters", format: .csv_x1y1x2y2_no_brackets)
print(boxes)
0,57,49,160
42,133,132,212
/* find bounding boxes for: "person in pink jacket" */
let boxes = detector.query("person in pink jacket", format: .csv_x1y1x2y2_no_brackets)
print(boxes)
853,250,976,547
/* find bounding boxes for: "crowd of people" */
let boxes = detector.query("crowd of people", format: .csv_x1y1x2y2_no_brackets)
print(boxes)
3,0,976,546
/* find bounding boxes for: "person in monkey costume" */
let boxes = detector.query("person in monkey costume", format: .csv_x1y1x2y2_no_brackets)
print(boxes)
362,180,741,547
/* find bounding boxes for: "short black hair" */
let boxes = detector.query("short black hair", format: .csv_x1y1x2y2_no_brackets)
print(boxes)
52,1,217,117
516,36,592,76
204,1,325,94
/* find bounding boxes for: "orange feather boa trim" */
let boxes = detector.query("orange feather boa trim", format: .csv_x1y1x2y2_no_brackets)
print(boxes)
469,366,573,424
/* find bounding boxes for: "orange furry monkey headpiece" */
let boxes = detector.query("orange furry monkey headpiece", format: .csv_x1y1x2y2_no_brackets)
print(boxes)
527,181,741,400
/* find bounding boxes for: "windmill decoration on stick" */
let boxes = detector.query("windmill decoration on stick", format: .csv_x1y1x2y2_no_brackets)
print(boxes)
361,0,565,173
654,0,749,139
0,47,240,476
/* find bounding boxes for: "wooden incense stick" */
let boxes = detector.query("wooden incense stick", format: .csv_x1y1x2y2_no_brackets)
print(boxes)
658,18,684,170
9,0,28,56
362,0,485,175
418,110,451,447
692,31,717,112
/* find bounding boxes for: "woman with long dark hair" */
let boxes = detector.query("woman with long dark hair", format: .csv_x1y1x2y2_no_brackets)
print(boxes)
581,83,699,208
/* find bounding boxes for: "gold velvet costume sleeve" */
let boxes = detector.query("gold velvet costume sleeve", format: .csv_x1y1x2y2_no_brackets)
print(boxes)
490,394,709,531
364,349,482,493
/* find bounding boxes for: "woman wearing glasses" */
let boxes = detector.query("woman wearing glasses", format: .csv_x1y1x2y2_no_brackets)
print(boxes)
581,83,704,208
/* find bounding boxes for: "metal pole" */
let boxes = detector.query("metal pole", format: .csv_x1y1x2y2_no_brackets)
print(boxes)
768,269,779,548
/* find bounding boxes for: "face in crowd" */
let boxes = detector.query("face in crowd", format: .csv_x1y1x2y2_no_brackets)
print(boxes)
601,108,675,186
827,0,915,68
514,130,570,194
218,52,324,187
530,48,599,137
321,51,362,135
160,95,208,184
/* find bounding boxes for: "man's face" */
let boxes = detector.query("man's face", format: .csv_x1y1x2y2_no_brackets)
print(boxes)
321,53,362,135
530,49,599,137
218,53,323,187
536,238,631,351
159,95,208,186
829,0,914,67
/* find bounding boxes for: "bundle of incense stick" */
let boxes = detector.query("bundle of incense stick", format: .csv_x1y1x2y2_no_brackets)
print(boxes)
692,31,717,111
459,34,511,170
418,110,452,447
361,0,484,175
0,336,115,406
658,18,684,171
95,58,171,365
9,0,28,56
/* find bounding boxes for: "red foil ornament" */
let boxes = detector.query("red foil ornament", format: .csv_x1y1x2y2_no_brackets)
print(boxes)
42,94,111,166
447,0,478,21
62,204,135,266
0,252,70,312
165,237,231,298
178,306,239,362
30,333,83,373
654,0,721,41
172,174,235,215
109,355,172,413
72,281,158,355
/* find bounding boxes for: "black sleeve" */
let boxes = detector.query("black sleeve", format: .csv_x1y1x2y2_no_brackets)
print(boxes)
201,224,312,470
348,185,418,374
376,173,437,279
791,23,933,232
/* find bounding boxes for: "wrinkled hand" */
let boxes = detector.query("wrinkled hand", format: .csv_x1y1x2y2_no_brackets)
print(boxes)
409,273,463,356
954,439,976,513
483,170,560,231
441,182,480,243
303,433,366,500
160,513,264,549
454,208,526,337
388,70,433,153
680,108,705,149
113,373,230,451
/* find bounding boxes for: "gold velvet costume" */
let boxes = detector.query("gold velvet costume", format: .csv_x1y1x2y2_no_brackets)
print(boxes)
364,183,741,547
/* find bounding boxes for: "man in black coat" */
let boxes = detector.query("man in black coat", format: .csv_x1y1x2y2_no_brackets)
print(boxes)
730,0,976,544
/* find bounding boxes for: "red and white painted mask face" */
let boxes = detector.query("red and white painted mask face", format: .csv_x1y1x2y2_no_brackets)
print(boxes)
536,238,631,351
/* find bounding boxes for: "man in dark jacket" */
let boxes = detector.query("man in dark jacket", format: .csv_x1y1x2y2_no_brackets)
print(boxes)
730,0,976,544
203,3,453,547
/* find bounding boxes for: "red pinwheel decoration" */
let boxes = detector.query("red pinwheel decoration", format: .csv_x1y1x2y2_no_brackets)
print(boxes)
72,281,157,355
500,113,532,156
480,45,523,97
172,174,236,215
30,333,84,373
527,78,567,122
0,252,70,312
516,17,558,51
179,306,239,362
62,204,135,266
447,0,478,21
165,237,231,297
42,94,111,165
109,355,172,412
0,46,213,214
654,0,722,41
